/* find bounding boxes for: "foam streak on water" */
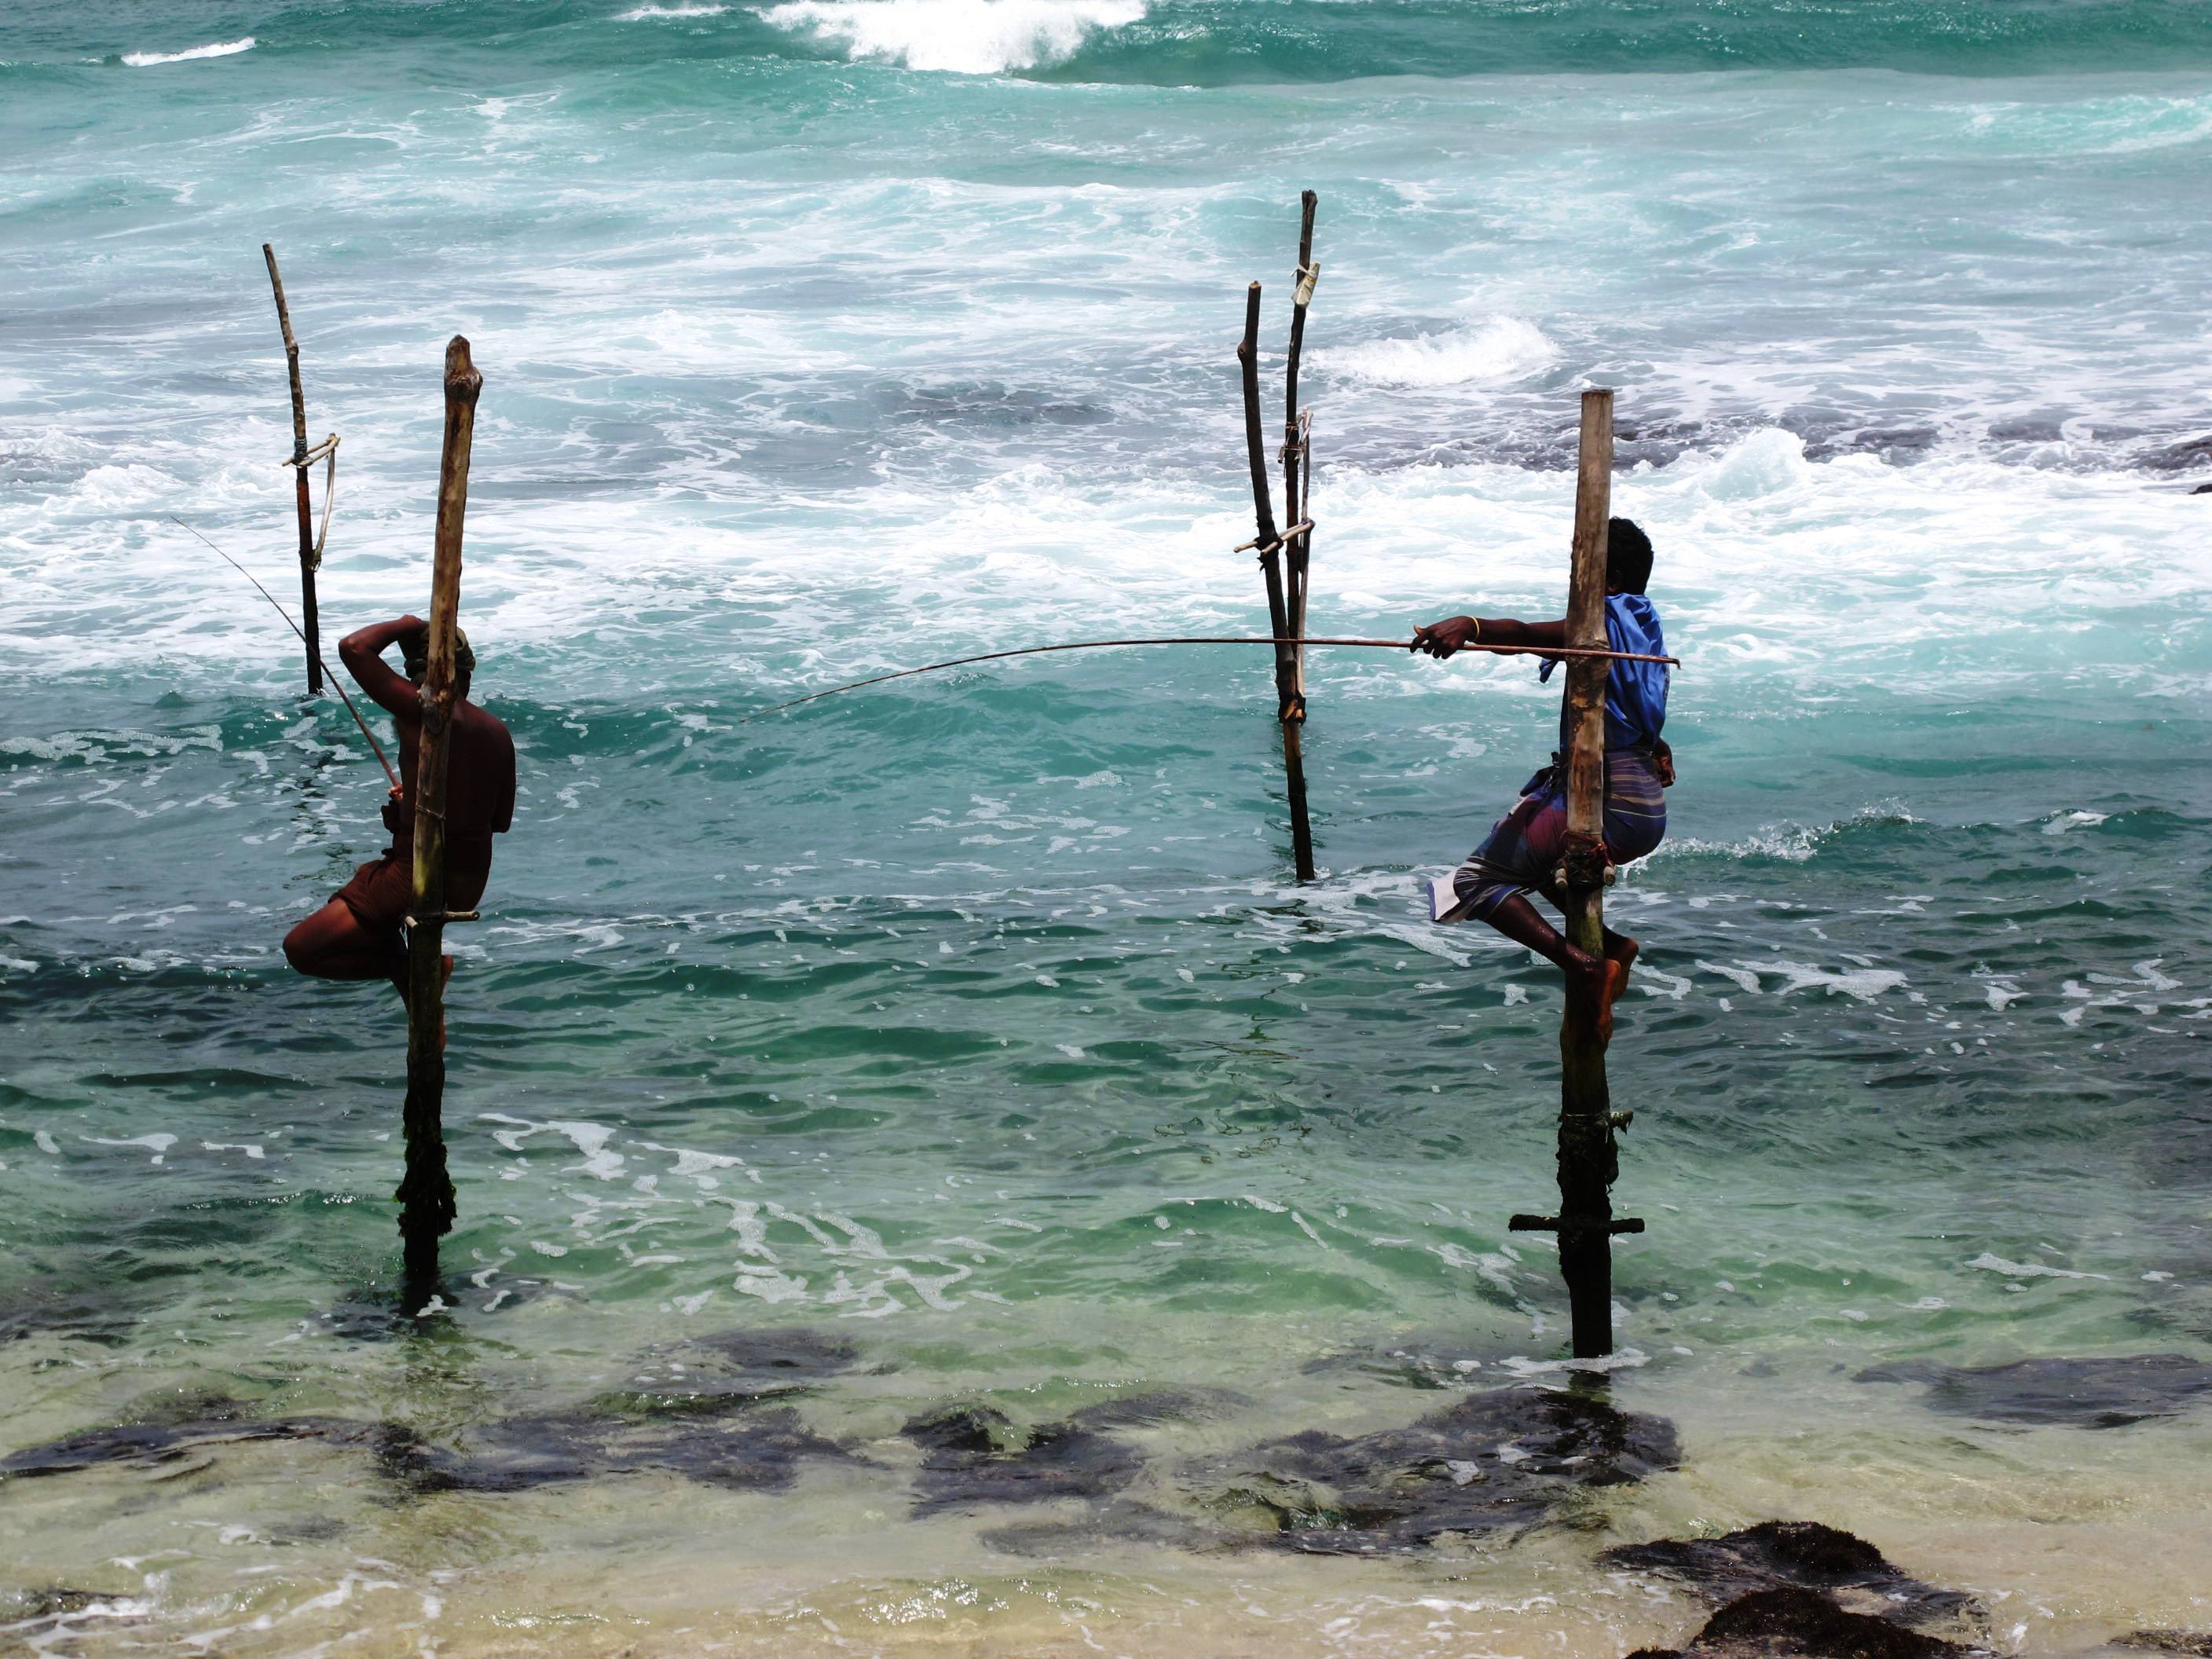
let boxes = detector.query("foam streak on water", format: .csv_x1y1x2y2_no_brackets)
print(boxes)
2,0,2210,1653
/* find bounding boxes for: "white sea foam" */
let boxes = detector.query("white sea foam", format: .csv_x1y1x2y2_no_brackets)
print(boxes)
1328,317,1557,390
617,3,729,17
1967,1252,2108,1281
755,0,1143,72
122,37,255,67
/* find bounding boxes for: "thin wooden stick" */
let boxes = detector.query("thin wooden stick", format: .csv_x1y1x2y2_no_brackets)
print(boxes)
738,634,1677,723
1283,190,1319,706
1237,281,1315,881
262,244,322,696
398,335,479,1298
1556,386,1619,1359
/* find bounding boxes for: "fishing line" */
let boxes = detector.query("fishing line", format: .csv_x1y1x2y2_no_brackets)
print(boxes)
171,515,401,789
739,635,1679,723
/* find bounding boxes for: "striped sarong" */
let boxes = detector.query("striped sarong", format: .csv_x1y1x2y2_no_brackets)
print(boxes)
1445,747,1666,922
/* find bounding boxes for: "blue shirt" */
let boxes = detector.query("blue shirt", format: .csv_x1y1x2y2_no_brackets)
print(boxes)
1540,592,1668,752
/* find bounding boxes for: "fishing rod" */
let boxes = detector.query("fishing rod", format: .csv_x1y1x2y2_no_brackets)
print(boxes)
741,635,1679,723
171,515,401,789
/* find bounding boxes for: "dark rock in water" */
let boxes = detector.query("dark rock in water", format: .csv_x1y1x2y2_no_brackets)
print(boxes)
1855,1354,2212,1428
2141,435,2212,474
2113,1635,2212,1656
682,1326,863,1379
7,1385,858,1500
1679,1588,1965,1659
375,1404,858,1496
0,1281,145,1348
903,1405,1143,1516
1601,1522,1972,1626
1196,1385,1677,1555
2192,484,2212,496
1,1408,364,1479
586,1382,811,1419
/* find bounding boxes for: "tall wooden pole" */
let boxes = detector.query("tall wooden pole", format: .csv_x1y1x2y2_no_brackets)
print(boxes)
397,335,480,1294
1237,282,1317,883
1281,190,1319,710
1557,387,1618,1357
262,244,322,694
1510,392,1643,1353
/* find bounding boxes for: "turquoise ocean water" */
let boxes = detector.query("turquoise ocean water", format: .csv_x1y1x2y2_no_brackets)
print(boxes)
3,2,2210,1651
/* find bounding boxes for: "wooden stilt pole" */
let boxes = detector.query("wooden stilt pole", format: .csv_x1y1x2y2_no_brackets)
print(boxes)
1555,388,1621,1357
1507,390,1645,1356
1237,281,1317,882
397,335,481,1297
1281,189,1319,711
262,244,322,695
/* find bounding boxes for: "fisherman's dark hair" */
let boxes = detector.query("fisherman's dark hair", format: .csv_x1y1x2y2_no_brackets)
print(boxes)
1607,517,1654,594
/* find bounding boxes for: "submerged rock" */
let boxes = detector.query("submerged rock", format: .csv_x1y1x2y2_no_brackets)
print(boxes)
681,1326,864,1379
1654,1587,1967,1659
2112,1635,2212,1656
375,1404,858,1496
1602,1521,1972,1625
1196,1384,1677,1554
1855,1354,2212,1428
6,1386,856,1499
0,1405,368,1479
903,1405,1144,1516
0,1280,145,1348
1630,1588,1974,1659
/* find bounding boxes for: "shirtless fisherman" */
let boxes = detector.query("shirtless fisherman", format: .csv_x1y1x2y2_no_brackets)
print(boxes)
1411,516,1673,1044
284,616,515,1026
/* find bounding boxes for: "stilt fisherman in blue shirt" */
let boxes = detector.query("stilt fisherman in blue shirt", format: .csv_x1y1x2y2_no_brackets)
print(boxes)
1410,516,1673,1046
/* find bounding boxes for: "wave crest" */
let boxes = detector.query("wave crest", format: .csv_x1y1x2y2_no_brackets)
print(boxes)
1327,317,1557,390
121,37,255,67
755,0,1144,73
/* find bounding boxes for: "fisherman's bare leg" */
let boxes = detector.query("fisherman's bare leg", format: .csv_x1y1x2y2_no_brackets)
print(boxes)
284,900,405,987
1483,894,1630,1044
284,902,455,1043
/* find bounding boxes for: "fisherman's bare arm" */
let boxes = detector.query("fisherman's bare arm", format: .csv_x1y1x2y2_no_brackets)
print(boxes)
1408,614,1568,658
339,615,428,719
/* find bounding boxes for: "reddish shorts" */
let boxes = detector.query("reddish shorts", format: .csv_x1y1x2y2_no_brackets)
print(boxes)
333,851,489,937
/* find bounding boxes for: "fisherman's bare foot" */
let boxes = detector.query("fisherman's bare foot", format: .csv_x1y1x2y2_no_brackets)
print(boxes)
1604,932,1639,1007
1598,957,1628,1044
1566,954,1631,1046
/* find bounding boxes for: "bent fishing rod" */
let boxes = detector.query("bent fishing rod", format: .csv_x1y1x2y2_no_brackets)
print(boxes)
171,515,401,789
742,635,1679,723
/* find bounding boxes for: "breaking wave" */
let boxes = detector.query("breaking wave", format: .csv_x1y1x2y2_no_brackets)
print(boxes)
1328,318,1558,390
755,0,1146,72
120,37,255,67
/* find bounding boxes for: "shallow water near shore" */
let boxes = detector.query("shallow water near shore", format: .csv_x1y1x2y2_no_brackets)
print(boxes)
4,0,2212,1651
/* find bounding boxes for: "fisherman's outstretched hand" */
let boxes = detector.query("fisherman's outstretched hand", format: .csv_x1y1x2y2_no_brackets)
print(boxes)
1410,616,1479,658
